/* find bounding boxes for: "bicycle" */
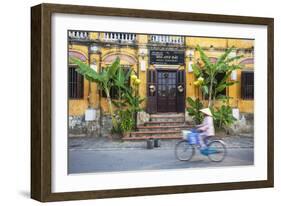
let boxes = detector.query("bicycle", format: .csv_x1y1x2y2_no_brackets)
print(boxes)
175,129,227,162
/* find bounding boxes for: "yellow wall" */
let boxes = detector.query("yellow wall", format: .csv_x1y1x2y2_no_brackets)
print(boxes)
228,39,254,48
69,33,254,116
187,37,227,48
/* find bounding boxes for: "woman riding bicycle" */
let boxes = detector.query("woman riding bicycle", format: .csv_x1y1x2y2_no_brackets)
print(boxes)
196,108,215,153
175,108,226,162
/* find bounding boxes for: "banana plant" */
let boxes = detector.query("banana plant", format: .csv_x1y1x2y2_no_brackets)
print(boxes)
114,66,132,101
192,45,243,106
186,97,204,124
210,105,236,129
124,90,145,113
70,57,121,130
124,89,145,130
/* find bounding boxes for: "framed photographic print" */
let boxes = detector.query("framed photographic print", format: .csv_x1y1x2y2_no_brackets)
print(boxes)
31,3,274,202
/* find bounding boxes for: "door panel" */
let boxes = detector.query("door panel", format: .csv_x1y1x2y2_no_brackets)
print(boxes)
147,69,186,113
147,70,157,113
157,71,177,112
176,70,185,113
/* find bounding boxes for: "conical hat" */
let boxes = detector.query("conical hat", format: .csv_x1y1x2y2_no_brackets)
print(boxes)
200,108,213,117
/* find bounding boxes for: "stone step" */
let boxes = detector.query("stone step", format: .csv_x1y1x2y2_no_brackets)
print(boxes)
130,130,182,137
137,125,192,132
150,113,185,118
144,121,187,126
150,116,185,122
123,136,182,141
149,113,185,122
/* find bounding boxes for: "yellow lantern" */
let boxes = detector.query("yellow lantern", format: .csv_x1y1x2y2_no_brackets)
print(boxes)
131,75,137,82
135,79,141,85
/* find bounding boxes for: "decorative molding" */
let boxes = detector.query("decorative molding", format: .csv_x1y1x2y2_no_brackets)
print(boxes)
209,57,218,63
102,53,137,65
239,58,254,65
69,50,88,62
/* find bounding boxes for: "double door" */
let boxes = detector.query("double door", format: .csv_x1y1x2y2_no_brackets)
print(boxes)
147,69,185,113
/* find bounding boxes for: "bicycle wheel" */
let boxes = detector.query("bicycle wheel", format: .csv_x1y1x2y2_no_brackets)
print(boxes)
207,140,227,162
175,140,195,161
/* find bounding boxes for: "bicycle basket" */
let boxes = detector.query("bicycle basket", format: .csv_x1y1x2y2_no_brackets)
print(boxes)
188,132,199,145
182,130,191,140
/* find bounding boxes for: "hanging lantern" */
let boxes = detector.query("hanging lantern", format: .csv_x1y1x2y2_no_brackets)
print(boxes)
90,62,97,71
149,85,156,93
177,85,184,93
188,61,193,73
231,70,237,81
186,49,194,73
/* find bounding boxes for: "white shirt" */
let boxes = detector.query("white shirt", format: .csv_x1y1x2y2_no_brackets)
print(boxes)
199,116,215,136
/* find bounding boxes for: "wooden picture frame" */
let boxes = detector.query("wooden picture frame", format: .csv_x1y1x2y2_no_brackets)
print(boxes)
31,3,274,202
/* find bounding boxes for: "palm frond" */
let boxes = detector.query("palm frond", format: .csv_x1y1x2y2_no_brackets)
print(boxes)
70,57,101,82
216,46,234,66
107,57,120,78
196,45,213,72
225,55,244,64
191,64,202,77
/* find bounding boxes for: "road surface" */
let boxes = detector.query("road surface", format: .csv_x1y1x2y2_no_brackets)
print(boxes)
68,147,253,174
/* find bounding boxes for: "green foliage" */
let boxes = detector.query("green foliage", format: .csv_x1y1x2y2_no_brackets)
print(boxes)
113,77,145,133
188,46,242,129
117,110,135,133
70,57,122,131
124,89,145,112
71,56,145,135
186,97,204,124
71,57,121,92
192,45,243,106
114,66,132,99
210,105,236,129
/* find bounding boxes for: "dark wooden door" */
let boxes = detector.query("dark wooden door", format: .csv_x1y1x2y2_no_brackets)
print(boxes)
176,69,185,113
147,70,157,113
157,70,177,112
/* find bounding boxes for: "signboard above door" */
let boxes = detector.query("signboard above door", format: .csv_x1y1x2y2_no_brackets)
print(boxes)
150,50,185,65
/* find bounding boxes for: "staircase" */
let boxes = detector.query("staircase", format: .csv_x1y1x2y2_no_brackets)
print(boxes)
123,113,193,140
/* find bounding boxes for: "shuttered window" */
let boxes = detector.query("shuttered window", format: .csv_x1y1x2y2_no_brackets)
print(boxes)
68,67,84,99
241,71,254,100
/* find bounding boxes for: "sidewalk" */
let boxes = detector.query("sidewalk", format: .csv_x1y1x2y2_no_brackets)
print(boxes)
69,135,254,151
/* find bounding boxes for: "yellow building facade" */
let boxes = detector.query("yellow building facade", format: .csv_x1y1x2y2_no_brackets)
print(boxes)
68,31,254,118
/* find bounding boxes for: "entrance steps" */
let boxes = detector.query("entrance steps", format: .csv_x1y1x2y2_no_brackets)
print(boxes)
123,113,193,140
150,113,185,122
144,121,186,126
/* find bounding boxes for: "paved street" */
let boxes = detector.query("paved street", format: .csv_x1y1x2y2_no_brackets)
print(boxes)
68,145,254,174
